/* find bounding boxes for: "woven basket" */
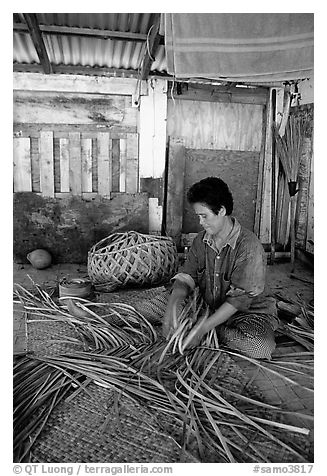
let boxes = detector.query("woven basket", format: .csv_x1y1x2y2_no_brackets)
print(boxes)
87,231,178,291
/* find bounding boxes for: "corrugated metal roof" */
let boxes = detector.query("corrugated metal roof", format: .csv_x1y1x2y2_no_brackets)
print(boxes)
13,13,167,75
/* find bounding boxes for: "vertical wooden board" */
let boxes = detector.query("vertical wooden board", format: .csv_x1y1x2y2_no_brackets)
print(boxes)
149,197,162,233
152,79,168,178
81,138,93,193
97,133,111,196
92,138,98,192
53,138,61,193
39,131,54,197
126,159,139,193
259,87,284,244
69,132,82,195
126,133,139,193
59,139,70,192
166,137,186,244
254,107,267,236
30,137,40,192
119,138,127,192
13,138,32,192
295,137,312,249
111,139,120,192
138,93,153,178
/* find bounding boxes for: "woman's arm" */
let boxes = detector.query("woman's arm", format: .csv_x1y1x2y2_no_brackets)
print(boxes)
162,284,189,338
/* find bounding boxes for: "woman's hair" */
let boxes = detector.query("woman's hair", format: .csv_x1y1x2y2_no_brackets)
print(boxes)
187,177,234,215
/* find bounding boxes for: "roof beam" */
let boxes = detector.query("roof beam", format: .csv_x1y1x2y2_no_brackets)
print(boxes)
22,14,52,74
140,14,162,80
14,22,149,43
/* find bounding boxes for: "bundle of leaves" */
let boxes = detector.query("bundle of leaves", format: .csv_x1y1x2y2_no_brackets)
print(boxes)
14,283,313,463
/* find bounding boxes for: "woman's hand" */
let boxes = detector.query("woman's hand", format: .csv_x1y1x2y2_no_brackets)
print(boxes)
162,299,180,338
182,319,209,349
162,286,188,339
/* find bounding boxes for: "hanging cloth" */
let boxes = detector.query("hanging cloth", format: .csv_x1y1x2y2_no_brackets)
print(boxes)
164,13,313,83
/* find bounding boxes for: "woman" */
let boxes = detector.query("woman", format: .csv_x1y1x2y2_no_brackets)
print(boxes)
163,176,279,359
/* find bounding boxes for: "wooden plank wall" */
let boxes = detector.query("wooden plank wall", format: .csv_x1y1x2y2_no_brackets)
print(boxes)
13,132,139,197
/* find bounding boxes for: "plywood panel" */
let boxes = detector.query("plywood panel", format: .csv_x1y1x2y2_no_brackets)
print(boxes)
39,131,54,197
59,139,70,193
167,99,263,151
97,133,111,196
14,91,137,128
13,138,32,192
69,132,82,195
81,138,93,193
182,149,260,233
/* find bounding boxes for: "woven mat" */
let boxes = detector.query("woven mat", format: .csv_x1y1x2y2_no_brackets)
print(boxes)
30,384,194,464
24,287,313,463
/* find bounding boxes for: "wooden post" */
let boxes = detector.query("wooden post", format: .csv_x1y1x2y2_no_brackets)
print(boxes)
165,137,186,246
270,89,277,264
253,106,267,237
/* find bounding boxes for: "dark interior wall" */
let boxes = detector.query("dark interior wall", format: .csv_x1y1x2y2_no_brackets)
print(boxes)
13,192,149,264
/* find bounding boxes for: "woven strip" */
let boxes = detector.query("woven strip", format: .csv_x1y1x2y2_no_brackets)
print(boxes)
88,232,178,291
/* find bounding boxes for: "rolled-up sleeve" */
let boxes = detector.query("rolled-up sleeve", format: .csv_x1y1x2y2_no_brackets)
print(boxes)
225,239,266,311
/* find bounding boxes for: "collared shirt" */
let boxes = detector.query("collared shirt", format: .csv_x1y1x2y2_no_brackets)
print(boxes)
173,217,277,317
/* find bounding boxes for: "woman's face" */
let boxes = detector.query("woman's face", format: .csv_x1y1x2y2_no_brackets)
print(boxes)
193,202,226,236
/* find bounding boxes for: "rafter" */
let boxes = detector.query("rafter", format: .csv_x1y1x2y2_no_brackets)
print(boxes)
22,14,52,74
14,23,150,43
